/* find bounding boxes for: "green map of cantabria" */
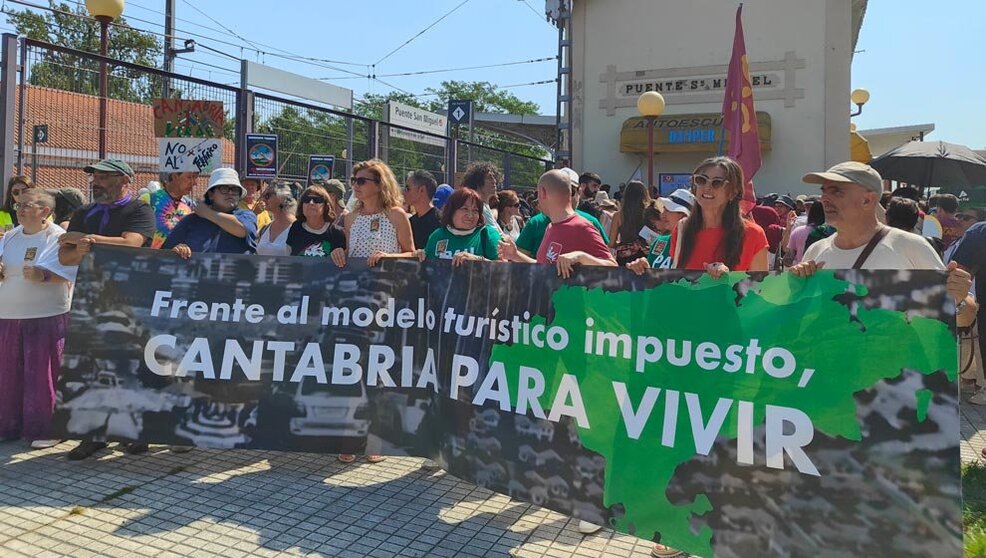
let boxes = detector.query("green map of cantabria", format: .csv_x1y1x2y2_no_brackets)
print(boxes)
491,272,957,557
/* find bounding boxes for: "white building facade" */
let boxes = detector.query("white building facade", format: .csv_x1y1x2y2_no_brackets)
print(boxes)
556,0,868,196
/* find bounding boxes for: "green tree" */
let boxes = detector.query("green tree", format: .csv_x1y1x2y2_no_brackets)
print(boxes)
256,105,353,179
424,81,550,186
354,81,551,186
422,80,540,115
7,1,163,103
355,91,425,121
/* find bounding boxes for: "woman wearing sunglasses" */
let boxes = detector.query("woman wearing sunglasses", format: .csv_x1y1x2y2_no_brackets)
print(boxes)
670,156,769,276
493,190,524,242
286,185,346,257
162,168,258,258
0,176,38,237
329,159,414,269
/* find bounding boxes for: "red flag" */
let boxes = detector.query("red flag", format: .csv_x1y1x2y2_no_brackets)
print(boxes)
721,4,761,212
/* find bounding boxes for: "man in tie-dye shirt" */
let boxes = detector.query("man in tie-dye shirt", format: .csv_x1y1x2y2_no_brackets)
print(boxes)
140,172,198,249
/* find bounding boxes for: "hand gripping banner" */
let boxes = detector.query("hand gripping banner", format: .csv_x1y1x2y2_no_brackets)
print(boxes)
53,246,961,557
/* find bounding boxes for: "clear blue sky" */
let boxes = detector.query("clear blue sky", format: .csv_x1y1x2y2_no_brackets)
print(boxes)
850,0,985,148
3,0,983,148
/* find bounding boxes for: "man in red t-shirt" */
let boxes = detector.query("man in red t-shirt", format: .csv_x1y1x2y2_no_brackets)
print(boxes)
499,169,615,277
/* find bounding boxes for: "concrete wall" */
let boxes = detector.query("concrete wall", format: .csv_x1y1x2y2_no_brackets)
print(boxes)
570,0,853,196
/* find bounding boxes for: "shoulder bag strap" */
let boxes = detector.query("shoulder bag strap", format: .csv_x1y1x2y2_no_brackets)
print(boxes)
852,226,890,270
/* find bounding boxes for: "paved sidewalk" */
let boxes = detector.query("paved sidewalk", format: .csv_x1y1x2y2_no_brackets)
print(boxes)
3,394,984,558
961,396,986,466
0,443,659,558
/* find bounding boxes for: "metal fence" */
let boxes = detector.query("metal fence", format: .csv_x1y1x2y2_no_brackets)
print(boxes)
13,37,239,196
1,35,552,200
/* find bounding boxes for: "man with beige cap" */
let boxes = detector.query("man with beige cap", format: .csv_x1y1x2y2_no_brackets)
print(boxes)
795,161,943,269
791,161,977,327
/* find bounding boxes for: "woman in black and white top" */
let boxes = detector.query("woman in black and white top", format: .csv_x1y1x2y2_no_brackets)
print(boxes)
255,183,297,257
330,159,414,268
287,185,346,258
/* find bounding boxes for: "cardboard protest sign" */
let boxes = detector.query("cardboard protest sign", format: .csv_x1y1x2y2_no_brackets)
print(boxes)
54,248,961,557
153,99,225,139
158,138,222,174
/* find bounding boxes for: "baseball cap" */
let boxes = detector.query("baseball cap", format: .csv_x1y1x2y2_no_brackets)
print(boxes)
559,167,580,188
659,188,695,216
84,159,135,178
802,161,884,195
323,178,346,200
433,184,454,209
206,168,247,197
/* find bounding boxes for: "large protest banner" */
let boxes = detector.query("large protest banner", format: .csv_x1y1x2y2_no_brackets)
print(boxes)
53,246,961,557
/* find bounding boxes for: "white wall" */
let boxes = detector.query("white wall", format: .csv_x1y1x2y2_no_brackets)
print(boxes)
571,0,852,196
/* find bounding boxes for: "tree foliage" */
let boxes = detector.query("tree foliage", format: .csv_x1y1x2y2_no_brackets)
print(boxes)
421,80,540,115
7,1,163,103
353,82,550,186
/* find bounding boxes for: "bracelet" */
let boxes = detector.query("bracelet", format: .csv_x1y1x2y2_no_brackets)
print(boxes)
957,299,969,313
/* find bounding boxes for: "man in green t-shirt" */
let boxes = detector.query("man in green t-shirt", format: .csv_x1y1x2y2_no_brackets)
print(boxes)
516,179,609,257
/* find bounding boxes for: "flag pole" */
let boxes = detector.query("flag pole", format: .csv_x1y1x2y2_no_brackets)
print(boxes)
718,2,742,156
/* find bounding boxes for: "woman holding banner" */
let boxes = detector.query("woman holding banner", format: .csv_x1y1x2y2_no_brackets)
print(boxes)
286,185,346,258
163,168,258,258
329,159,413,464
670,156,769,277
418,188,502,265
0,189,75,449
330,159,415,269
255,183,297,256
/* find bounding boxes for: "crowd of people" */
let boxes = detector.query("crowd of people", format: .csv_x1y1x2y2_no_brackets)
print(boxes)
0,153,983,557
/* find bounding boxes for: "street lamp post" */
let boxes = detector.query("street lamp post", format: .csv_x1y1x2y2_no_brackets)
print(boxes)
85,0,125,160
850,88,870,118
636,91,666,189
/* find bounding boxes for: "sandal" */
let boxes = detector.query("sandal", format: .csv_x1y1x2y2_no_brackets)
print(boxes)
652,544,686,557
366,455,386,463
338,454,356,463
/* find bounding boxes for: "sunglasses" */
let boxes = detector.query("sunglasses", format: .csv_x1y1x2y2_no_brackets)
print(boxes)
10,188,26,196
351,176,380,186
261,191,275,200
302,196,326,205
213,185,240,195
957,214,978,222
692,174,729,189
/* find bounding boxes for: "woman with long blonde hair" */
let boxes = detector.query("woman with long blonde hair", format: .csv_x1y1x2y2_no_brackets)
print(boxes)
327,159,413,465
330,159,415,269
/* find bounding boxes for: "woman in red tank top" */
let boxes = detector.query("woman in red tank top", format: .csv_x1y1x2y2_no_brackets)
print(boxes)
671,156,769,275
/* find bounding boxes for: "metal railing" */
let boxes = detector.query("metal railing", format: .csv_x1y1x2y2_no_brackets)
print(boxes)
1,34,553,200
